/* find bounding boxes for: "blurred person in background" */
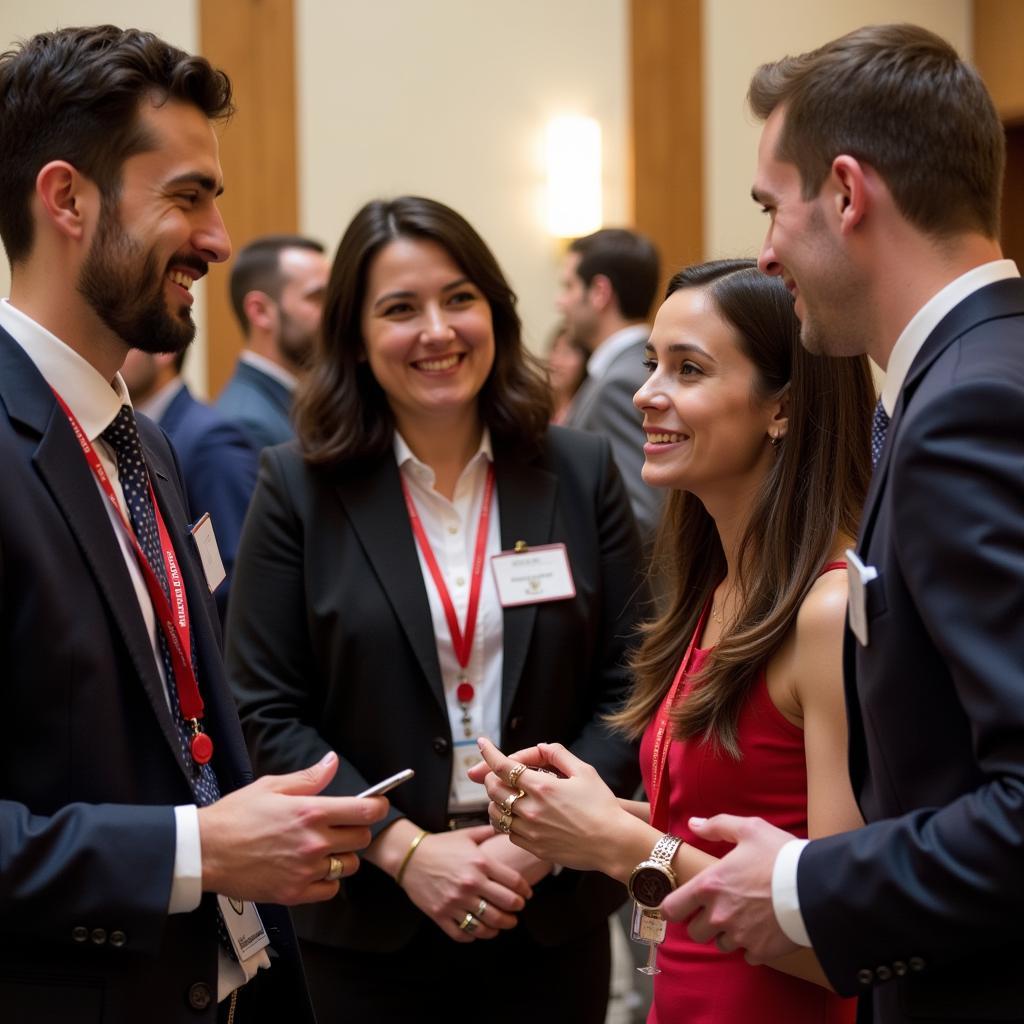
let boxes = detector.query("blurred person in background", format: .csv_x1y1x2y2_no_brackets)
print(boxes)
546,321,588,424
226,195,646,1022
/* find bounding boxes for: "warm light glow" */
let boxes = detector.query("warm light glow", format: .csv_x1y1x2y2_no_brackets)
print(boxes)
545,116,602,237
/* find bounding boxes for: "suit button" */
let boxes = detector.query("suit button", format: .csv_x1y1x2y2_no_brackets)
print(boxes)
72,926,88,943
187,982,213,1011
893,960,907,976
432,737,449,755
90,928,107,945
875,965,892,981
110,930,127,948
857,968,874,985
509,716,523,731
908,956,926,972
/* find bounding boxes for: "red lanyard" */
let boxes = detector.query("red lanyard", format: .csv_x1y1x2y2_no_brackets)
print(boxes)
400,464,495,672
53,391,213,765
648,598,711,831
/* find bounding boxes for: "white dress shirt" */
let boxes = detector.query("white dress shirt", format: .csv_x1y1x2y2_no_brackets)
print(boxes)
394,430,504,810
0,300,267,997
770,258,1022,948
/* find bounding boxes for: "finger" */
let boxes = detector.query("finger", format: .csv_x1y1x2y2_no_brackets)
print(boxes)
475,874,528,918
483,856,533,901
715,932,738,954
475,737,518,782
659,876,701,922
685,907,719,945
265,750,340,796
687,813,746,845
535,741,587,779
308,795,390,829
462,823,499,845
483,773,520,805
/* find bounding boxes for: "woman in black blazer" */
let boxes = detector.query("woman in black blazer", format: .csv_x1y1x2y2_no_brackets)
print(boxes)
226,196,644,1022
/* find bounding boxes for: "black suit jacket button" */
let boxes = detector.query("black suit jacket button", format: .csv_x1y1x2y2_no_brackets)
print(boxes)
109,930,127,948
432,737,449,755
875,965,892,981
857,968,874,985
72,926,88,943
908,956,926,972
892,960,907,976
90,927,107,945
188,982,213,1011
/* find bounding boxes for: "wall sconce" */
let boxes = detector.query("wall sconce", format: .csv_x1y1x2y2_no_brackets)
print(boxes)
545,115,602,238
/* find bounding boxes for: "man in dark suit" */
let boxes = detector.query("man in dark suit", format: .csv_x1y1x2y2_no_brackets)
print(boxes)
660,24,1024,1023
0,26,384,1022
122,349,258,623
217,235,328,450
558,228,663,540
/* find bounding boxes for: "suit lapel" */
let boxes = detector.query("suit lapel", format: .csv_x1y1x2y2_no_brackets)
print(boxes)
565,375,598,427
334,457,447,713
494,451,558,723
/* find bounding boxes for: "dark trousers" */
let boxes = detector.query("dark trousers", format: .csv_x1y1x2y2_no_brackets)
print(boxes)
300,919,611,1023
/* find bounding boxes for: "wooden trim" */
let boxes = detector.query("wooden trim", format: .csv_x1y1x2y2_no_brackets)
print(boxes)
629,0,703,289
973,0,1024,124
199,0,298,397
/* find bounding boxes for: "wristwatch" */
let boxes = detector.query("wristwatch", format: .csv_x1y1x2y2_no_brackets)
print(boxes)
628,834,683,909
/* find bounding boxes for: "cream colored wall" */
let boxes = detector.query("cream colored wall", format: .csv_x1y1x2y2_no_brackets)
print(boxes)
0,1,210,394
704,0,973,261
296,0,631,352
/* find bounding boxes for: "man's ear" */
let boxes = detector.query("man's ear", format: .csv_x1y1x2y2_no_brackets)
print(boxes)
242,290,278,333
35,160,96,242
830,155,869,234
587,272,615,313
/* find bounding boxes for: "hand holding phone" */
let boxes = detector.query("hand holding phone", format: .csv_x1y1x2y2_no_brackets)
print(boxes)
357,768,415,798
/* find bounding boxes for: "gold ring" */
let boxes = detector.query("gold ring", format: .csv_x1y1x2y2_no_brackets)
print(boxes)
325,855,345,882
496,812,513,835
500,788,525,816
458,912,478,933
475,898,488,918
506,763,527,789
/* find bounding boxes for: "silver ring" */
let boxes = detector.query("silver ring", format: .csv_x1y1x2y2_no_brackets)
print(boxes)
325,855,345,882
475,898,488,919
458,912,478,933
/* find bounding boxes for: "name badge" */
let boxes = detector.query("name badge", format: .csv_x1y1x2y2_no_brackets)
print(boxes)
490,543,575,607
190,512,227,594
846,547,877,647
451,738,487,807
216,895,270,962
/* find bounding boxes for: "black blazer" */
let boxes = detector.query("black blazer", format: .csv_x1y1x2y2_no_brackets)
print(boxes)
227,426,645,952
0,328,310,1024
796,280,1024,1022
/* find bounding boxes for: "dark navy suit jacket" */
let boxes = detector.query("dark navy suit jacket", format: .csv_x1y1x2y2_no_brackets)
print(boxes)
158,384,258,623
0,327,311,1023
796,279,1024,1023
215,360,294,451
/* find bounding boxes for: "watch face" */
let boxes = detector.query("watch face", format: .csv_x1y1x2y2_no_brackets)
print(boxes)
630,866,673,909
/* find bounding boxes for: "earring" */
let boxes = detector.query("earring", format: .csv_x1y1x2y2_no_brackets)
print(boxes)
768,433,782,447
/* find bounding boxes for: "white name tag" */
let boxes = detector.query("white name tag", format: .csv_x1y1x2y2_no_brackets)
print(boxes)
216,895,270,962
451,738,488,807
190,512,227,594
846,547,877,647
490,544,575,607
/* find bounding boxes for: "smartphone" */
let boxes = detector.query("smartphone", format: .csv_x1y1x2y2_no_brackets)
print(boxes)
357,768,415,798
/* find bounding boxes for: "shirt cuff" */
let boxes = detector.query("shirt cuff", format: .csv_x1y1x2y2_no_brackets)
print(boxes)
771,838,812,947
169,804,202,914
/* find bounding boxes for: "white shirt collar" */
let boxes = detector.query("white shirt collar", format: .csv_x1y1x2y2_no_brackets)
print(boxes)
393,427,494,489
586,323,649,380
137,377,186,424
880,259,1019,415
240,349,299,391
0,298,130,439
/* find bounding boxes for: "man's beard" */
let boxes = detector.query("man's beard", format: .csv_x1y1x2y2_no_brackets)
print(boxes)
277,309,317,372
78,204,202,355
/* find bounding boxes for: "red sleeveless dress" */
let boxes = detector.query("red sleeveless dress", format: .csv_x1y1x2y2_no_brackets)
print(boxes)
638,563,855,1024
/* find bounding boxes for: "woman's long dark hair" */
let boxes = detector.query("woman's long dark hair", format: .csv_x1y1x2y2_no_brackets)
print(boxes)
294,196,551,465
607,259,874,755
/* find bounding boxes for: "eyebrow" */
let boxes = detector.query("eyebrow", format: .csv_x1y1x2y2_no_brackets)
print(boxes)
372,277,473,311
167,172,224,198
645,341,716,362
751,186,773,206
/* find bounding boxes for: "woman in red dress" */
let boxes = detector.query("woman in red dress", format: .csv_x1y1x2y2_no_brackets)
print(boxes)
474,259,875,1022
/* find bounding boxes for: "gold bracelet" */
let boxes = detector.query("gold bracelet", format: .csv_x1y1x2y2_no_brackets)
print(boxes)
395,829,429,887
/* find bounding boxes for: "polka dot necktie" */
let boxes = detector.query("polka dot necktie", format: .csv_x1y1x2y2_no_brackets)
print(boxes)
101,406,236,957
871,398,890,469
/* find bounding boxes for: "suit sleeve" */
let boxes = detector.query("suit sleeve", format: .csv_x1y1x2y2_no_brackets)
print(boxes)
797,375,1024,992
581,372,662,538
563,436,646,796
225,449,402,836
